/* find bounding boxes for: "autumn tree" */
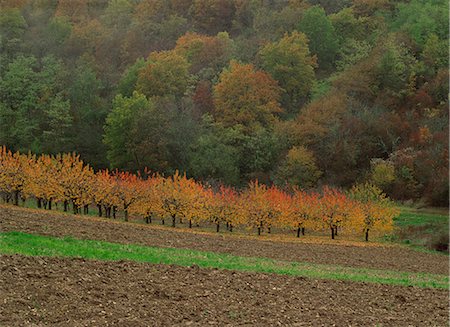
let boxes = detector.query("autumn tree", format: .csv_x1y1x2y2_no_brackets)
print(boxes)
111,171,143,221
239,181,272,235
56,153,94,214
213,61,282,131
349,183,398,241
174,31,234,79
190,0,236,35
0,146,31,205
319,187,350,239
288,190,321,237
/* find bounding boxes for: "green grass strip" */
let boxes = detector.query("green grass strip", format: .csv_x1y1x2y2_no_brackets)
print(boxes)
0,231,448,289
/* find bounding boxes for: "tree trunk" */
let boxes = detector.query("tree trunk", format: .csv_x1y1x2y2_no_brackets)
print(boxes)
297,227,301,238
84,205,88,215
64,200,68,212
334,226,338,236
331,227,335,240
268,227,271,234
257,226,261,236
13,191,19,206
301,227,305,235
226,221,229,230
124,209,128,222
72,201,78,214
161,218,165,225
113,206,116,219
37,198,42,208
171,215,176,227
48,200,52,210
365,229,369,242
189,219,192,228
229,224,233,232
43,200,47,210
216,222,220,233
98,205,102,217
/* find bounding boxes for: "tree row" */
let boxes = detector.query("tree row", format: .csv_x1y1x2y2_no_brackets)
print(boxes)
0,147,399,241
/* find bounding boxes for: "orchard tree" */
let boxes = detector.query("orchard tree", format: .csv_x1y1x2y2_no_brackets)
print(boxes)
0,146,32,205
349,183,398,241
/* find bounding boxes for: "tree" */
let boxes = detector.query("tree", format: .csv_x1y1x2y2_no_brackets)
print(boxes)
275,146,322,188
349,183,398,241
389,0,448,48
259,31,316,113
117,58,146,97
0,8,26,63
239,180,271,235
174,31,234,79
319,187,350,239
136,51,190,98
213,61,282,131
68,61,107,168
288,190,321,237
0,147,31,205
297,5,338,69
190,0,236,35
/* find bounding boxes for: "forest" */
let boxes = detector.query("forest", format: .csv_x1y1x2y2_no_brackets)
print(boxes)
0,0,448,206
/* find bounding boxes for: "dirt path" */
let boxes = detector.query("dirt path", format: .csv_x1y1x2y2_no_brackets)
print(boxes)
0,205,448,274
1,255,448,327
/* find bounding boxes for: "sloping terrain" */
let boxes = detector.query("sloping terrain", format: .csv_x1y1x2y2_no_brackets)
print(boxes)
0,205,447,274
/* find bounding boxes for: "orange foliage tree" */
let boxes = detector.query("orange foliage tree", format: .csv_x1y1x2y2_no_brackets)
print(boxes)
0,146,32,205
285,189,321,237
56,153,94,214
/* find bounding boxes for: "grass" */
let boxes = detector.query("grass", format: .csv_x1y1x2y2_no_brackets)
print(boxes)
392,208,449,251
0,231,448,289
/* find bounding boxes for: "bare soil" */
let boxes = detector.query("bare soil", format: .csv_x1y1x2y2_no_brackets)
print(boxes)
1,254,448,327
0,205,447,275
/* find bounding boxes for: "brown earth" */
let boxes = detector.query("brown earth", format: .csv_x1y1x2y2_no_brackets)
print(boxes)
0,254,448,327
0,205,447,275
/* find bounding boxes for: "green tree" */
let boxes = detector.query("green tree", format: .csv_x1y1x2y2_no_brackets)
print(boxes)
0,56,72,154
117,57,146,97
68,61,108,167
259,31,316,113
297,5,338,69
104,92,150,169
0,8,27,69
275,146,322,188
390,0,448,48
189,117,241,185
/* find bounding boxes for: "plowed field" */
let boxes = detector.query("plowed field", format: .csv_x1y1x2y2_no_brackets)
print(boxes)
1,255,448,326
